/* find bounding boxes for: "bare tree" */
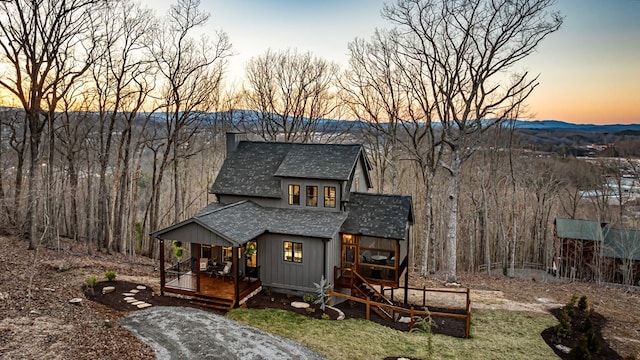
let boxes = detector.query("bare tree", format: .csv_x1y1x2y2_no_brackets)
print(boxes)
243,49,340,143
145,0,231,256
0,0,107,249
383,0,563,283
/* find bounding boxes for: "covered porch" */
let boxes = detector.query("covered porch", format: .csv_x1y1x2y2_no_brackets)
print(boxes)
151,207,264,309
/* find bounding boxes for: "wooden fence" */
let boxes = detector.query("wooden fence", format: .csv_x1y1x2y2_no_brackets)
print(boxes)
328,287,471,338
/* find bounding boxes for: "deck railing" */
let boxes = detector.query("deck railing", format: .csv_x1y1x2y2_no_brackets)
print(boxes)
165,270,197,292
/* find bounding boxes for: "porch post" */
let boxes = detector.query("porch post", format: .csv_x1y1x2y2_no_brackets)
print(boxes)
159,238,165,296
233,246,239,306
195,244,201,293
404,230,409,305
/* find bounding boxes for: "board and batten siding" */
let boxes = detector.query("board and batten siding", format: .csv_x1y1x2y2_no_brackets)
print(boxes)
158,222,232,247
257,233,326,292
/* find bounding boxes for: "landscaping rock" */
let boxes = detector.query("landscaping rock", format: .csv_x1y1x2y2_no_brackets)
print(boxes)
555,344,571,354
69,298,83,304
136,303,152,309
102,286,115,294
136,285,146,290
290,301,310,309
398,316,412,323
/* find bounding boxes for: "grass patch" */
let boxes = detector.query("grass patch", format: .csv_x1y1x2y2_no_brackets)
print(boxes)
227,308,557,360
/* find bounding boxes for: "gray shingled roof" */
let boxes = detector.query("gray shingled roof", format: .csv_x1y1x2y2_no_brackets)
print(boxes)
555,218,604,242
210,141,365,198
155,201,347,246
341,192,413,240
603,227,640,261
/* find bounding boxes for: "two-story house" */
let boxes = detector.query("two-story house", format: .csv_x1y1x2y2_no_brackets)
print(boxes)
151,132,414,309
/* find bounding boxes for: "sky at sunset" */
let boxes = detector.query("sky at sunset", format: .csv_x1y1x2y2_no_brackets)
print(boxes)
108,1,640,124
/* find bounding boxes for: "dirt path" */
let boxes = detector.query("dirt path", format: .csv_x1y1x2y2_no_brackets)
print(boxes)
120,306,325,360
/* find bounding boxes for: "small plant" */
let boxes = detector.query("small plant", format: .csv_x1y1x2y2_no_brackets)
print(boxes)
321,313,330,320
314,275,330,312
578,295,589,312
85,274,97,295
85,274,98,288
172,240,184,259
303,293,315,303
104,270,116,281
566,294,577,317
570,334,591,360
410,314,435,359
555,307,571,339
305,307,315,314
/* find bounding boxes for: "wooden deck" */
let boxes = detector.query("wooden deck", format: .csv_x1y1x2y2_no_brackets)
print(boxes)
165,272,261,309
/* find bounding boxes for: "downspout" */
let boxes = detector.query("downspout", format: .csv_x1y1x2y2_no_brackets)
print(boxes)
323,238,327,280
159,238,165,296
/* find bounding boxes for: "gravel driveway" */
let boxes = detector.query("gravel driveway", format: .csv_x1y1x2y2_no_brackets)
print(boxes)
120,306,325,360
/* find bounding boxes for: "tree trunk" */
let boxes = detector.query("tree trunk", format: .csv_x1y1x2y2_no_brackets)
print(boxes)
445,150,461,284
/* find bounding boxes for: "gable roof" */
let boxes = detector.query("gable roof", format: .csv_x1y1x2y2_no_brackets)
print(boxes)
210,141,369,198
555,218,604,242
603,227,640,261
341,192,414,240
152,201,347,246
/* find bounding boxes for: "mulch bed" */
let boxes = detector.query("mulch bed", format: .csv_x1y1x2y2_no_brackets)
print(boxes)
334,300,468,337
86,280,465,337
541,305,622,359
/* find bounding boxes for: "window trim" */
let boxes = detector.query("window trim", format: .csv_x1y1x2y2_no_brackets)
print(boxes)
283,241,303,263
324,186,336,208
288,184,300,205
306,185,318,207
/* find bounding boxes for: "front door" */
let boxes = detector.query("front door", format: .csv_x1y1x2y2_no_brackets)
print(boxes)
341,234,357,273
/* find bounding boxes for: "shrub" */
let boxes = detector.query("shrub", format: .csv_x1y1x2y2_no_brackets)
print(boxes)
85,274,98,288
303,293,315,303
570,334,591,360
104,271,116,281
305,307,315,314
321,313,330,320
566,294,577,317
556,307,571,339
578,295,589,312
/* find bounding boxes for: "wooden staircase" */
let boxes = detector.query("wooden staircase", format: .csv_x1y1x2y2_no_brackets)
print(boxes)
190,294,235,310
350,271,400,322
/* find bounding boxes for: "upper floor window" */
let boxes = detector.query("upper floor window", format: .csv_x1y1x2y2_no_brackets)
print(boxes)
306,186,318,206
288,184,300,205
284,241,302,263
324,186,336,208
354,178,360,192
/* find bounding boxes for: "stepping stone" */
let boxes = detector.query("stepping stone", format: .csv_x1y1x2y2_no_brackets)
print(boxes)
123,296,135,301
290,301,310,309
69,298,83,304
102,286,115,294
131,301,144,306
129,289,139,294
136,285,146,290
137,303,152,309
122,293,135,297
125,298,138,303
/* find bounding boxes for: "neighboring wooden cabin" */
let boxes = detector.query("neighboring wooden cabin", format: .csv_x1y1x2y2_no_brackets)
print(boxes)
554,217,640,285
151,133,414,309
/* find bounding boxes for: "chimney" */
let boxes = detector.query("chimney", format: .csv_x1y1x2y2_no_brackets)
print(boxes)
226,132,247,156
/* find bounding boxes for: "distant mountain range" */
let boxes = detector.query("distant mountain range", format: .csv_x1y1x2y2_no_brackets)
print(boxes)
511,120,640,133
